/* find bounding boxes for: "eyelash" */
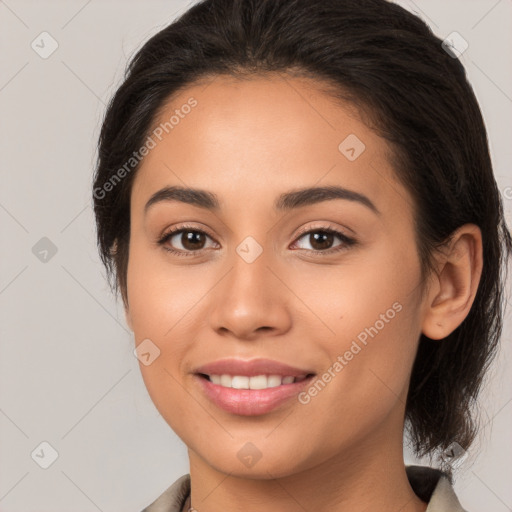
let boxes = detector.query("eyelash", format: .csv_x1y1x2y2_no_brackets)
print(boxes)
156,223,357,258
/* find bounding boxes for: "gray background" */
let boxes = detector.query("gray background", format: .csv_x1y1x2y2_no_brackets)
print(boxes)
0,0,511,510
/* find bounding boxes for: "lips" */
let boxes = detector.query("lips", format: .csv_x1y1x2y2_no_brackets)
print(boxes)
193,358,317,415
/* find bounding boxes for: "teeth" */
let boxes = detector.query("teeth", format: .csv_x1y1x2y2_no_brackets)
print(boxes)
211,374,222,385
208,374,301,389
232,376,250,389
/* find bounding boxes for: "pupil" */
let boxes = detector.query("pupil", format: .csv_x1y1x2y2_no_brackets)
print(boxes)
311,232,332,250
183,231,205,250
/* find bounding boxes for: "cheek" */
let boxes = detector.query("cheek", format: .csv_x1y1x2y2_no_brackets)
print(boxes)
126,239,206,339
291,234,420,343
294,301,421,458
126,240,216,418
298,239,423,416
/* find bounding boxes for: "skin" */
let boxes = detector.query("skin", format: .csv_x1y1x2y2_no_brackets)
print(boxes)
124,73,482,512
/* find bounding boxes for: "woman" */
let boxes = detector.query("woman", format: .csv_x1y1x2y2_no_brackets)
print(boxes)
92,0,512,510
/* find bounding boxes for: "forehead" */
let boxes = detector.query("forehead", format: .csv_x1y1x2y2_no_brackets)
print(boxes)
131,73,408,218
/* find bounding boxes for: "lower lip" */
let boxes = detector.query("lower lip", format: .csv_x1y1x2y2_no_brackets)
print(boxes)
195,374,315,416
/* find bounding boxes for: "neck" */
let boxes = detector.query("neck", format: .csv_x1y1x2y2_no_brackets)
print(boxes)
186,422,427,512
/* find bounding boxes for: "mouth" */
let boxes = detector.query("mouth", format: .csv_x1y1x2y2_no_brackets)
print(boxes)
194,372,316,416
197,373,314,389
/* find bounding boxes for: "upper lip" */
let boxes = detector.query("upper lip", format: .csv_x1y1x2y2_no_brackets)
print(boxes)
193,358,316,377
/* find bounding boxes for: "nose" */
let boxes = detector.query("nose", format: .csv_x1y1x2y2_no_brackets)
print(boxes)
208,244,293,342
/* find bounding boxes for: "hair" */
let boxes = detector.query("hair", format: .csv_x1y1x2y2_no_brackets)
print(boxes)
92,0,512,464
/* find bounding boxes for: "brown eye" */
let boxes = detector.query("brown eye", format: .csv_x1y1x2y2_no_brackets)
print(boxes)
157,226,218,256
176,230,207,251
307,231,336,251
292,228,355,253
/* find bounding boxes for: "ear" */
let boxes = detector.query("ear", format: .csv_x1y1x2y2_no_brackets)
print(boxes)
421,224,483,340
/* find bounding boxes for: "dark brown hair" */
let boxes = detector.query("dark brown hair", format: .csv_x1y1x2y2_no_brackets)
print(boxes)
92,0,512,463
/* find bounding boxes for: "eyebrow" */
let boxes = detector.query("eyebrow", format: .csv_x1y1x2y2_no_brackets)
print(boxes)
144,185,379,215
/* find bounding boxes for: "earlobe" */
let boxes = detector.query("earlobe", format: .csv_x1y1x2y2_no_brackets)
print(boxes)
421,224,483,340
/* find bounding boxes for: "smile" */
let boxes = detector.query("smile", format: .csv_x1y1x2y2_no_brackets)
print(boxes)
201,373,310,389
195,373,315,415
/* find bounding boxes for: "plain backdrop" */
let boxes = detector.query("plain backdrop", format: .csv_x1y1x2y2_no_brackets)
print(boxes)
0,1,511,511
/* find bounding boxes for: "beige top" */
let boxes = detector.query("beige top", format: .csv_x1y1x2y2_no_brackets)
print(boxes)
141,465,468,511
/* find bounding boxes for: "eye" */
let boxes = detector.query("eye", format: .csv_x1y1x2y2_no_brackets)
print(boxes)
157,224,218,256
291,225,356,254
157,223,357,258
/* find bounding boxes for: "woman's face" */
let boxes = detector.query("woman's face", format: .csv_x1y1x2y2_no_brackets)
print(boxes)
125,74,428,477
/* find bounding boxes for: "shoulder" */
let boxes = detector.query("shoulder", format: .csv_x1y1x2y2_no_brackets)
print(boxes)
406,465,468,512
140,474,190,512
